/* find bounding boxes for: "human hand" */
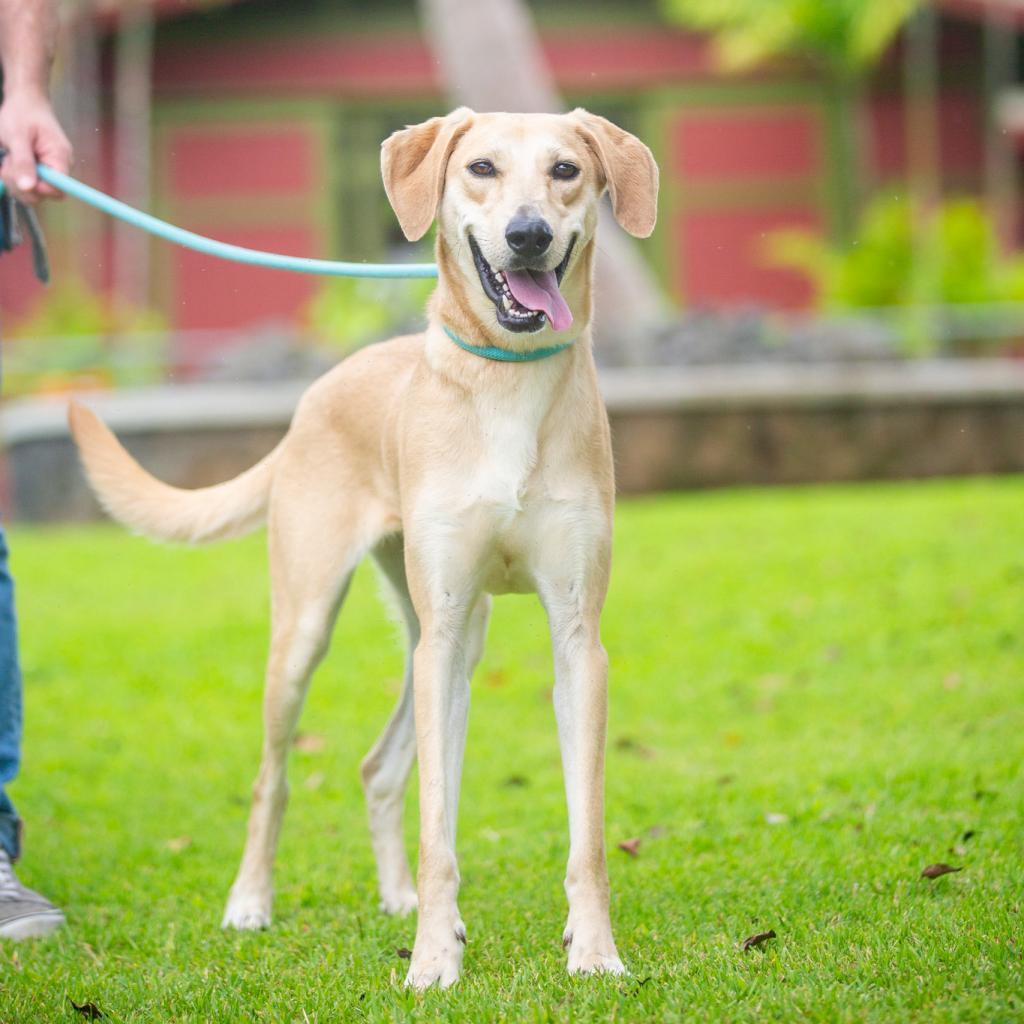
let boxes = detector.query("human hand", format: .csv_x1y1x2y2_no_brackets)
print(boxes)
0,90,72,203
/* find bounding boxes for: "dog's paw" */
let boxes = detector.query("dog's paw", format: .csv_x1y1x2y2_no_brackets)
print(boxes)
404,922,466,990
568,949,627,976
221,892,272,931
563,925,626,976
380,886,418,917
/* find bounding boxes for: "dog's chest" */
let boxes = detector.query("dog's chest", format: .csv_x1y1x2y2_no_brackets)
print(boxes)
469,384,552,511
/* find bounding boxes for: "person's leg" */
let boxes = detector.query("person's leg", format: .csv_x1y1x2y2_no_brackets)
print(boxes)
0,523,23,861
0,522,64,939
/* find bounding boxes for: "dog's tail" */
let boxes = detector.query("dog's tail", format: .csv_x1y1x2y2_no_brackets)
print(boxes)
68,401,279,545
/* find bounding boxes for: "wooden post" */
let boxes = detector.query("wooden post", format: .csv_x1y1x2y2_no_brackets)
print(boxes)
983,2,1017,252
112,0,155,311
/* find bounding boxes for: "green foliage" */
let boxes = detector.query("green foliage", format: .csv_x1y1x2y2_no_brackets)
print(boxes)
659,0,923,242
661,0,919,74
4,478,1024,1021
764,194,1024,310
1,279,168,394
305,275,435,354
10,277,165,340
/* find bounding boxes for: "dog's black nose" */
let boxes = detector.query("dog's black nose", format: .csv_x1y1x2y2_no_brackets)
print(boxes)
505,214,553,257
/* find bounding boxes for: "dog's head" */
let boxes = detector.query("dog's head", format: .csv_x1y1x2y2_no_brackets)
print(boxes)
382,109,658,341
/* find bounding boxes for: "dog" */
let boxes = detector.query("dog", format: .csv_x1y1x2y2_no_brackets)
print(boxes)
68,108,658,989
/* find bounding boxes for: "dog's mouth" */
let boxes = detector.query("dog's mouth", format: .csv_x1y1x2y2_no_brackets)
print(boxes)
469,236,576,334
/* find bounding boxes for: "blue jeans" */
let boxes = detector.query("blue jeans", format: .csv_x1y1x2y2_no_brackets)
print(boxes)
0,525,22,860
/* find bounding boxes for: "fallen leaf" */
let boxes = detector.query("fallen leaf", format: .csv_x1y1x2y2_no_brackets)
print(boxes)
741,929,776,951
617,838,641,857
502,775,529,787
615,736,656,759
765,812,789,826
716,774,735,786
293,733,325,753
304,771,325,791
396,947,412,959
69,1000,103,1020
922,863,963,879
165,836,191,853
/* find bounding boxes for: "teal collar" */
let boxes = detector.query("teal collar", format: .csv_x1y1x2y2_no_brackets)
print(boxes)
442,324,574,363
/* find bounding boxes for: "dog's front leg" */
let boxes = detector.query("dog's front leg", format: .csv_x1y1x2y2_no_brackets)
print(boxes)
542,580,625,977
404,594,475,990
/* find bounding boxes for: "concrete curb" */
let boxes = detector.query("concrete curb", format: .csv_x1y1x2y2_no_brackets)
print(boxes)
4,359,1024,445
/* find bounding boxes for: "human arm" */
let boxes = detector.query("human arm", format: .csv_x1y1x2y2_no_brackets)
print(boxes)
0,0,72,202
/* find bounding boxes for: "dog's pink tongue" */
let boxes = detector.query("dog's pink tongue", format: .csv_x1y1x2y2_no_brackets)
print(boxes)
504,269,573,332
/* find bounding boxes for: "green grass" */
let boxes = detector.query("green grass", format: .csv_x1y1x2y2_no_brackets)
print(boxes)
2,477,1022,1022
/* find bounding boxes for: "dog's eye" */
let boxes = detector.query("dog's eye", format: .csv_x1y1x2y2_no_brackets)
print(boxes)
468,160,497,178
552,161,580,181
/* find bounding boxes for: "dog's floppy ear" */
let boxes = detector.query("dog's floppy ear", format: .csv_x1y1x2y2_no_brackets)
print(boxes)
570,109,659,238
381,108,475,242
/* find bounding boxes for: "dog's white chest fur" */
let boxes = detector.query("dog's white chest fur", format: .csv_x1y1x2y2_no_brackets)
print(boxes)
470,389,546,511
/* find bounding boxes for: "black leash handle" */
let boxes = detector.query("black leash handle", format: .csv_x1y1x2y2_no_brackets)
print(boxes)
0,148,51,284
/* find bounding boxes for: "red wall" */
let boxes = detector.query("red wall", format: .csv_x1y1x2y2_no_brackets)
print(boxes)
0,252,43,323
156,120,322,337
669,104,824,309
0,20,994,337
152,29,716,97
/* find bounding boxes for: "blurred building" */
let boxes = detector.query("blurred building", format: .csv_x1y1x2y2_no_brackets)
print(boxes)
0,0,1015,332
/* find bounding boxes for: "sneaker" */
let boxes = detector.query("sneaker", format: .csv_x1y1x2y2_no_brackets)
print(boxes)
0,849,65,939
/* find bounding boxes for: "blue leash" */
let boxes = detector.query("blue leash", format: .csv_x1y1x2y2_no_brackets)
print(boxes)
0,164,437,280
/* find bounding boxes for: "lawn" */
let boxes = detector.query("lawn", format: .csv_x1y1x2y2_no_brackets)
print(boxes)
1,477,1022,1022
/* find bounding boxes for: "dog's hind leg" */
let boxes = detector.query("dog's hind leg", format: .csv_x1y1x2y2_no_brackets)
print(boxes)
222,484,382,931
362,535,491,917
360,535,419,917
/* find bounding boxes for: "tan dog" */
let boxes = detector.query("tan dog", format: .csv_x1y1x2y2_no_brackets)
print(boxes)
68,108,658,989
